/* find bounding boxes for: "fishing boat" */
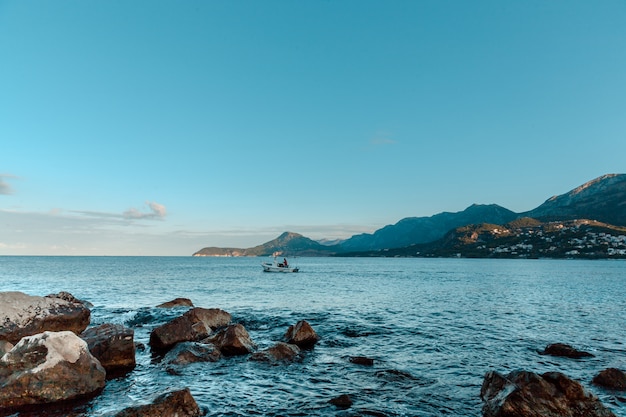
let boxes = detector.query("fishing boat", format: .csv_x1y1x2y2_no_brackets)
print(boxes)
261,257,299,273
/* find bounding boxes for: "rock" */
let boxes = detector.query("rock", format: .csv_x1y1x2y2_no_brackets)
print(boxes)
350,356,375,366
0,291,91,344
113,388,202,417
250,342,301,363
0,340,13,356
283,320,319,349
329,394,352,409
156,298,194,308
46,291,93,308
81,323,136,377
539,343,594,358
204,323,256,356
162,342,221,367
149,307,231,353
0,331,106,411
593,368,626,391
480,370,616,417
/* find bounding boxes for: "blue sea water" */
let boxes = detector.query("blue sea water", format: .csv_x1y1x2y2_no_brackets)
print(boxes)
1,256,625,416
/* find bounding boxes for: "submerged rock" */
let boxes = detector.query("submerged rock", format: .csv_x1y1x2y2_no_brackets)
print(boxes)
329,394,353,409
0,331,106,411
350,356,375,366
283,320,319,349
480,369,615,417
149,307,231,353
163,342,221,367
0,291,91,344
81,323,136,377
113,388,202,417
204,323,256,356
250,342,301,363
156,298,194,308
593,368,626,391
539,343,594,358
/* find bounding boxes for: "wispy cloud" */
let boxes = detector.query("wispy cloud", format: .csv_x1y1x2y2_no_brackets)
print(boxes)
369,137,397,146
0,174,18,195
365,132,397,150
123,201,167,220
71,201,168,222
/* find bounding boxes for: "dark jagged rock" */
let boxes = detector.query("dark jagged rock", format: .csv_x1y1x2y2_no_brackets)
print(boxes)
283,320,319,349
113,388,202,417
593,368,626,391
156,298,194,308
539,343,594,358
149,307,231,353
250,342,301,363
350,356,375,366
81,323,136,377
0,291,91,344
204,323,256,356
329,394,353,409
480,370,615,417
0,331,106,411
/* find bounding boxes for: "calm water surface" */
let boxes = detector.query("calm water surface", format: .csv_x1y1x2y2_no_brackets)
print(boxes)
1,257,625,416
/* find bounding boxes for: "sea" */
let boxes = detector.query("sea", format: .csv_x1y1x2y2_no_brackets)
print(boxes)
1,256,625,417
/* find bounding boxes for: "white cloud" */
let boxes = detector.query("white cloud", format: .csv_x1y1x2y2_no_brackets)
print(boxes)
123,201,167,220
0,174,17,195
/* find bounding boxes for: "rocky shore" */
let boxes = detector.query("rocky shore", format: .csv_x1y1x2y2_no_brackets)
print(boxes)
1,290,624,416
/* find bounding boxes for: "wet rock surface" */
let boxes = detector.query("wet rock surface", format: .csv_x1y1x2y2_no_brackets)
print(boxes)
283,320,320,349
81,323,136,377
148,307,231,352
539,342,594,359
481,369,616,417
112,388,202,417
204,323,256,356
593,368,626,391
250,342,301,363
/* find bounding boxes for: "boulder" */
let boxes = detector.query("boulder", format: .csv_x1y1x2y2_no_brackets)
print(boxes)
156,298,194,308
113,388,202,417
162,342,221,367
81,323,136,377
0,291,91,344
593,368,626,391
0,331,106,411
539,343,594,358
204,323,256,356
250,342,301,363
283,320,319,349
480,370,616,417
149,307,231,353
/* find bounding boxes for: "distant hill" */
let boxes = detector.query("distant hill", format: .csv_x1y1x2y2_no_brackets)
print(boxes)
337,204,518,252
193,232,334,257
192,173,626,257
344,218,626,259
524,174,626,226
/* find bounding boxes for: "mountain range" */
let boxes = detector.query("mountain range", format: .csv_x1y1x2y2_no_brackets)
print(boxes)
192,173,626,258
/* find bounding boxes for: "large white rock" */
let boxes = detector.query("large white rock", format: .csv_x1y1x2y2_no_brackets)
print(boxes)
0,331,106,411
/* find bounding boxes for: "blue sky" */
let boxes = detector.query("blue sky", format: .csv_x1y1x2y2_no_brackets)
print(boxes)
1,1,625,256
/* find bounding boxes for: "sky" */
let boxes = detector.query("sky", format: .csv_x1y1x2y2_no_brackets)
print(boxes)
1,1,625,256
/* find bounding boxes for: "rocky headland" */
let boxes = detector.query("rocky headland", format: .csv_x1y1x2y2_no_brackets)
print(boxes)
1,290,625,416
